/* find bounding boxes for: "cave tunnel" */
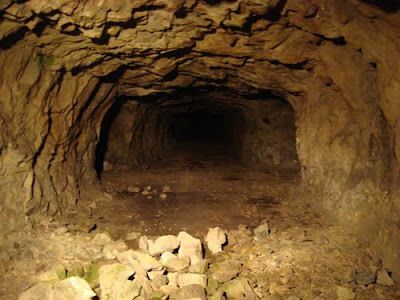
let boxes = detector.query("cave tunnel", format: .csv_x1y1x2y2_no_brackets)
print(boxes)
95,90,299,177
1,0,400,299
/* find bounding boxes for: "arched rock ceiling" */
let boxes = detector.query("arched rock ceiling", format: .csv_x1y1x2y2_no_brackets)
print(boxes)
2,0,399,103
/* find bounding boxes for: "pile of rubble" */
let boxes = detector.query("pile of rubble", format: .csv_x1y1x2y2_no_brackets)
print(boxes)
14,218,399,300
19,226,261,300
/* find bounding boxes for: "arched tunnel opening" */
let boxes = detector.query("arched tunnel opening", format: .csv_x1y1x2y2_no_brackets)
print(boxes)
91,89,301,243
94,90,299,180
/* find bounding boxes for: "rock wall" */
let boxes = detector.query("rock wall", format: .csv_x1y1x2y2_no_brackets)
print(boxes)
0,0,399,269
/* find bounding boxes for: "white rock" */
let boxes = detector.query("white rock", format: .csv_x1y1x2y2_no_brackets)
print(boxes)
188,260,209,274
131,250,163,271
151,275,169,290
92,232,113,245
125,231,141,241
160,193,168,200
161,252,190,271
253,222,270,242
148,269,166,280
178,273,207,288
159,285,179,296
132,274,153,299
177,232,203,265
167,272,179,287
127,186,141,193
99,263,138,300
52,277,97,300
19,282,53,300
114,249,148,277
149,235,180,256
162,186,171,193
139,236,149,250
170,284,206,300
205,227,226,254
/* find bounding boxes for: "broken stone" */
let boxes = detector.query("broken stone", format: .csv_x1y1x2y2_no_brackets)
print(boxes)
209,260,241,283
67,265,84,278
160,252,190,272
177,231,203,265
133,274,154,299
336,286,356,300
98,263,137,300
139,235,149,250
74,218,96,233
167,272,179,287
220,277,259,300
52,277,97,300
354,270,376,286
148,269,166,280
151,275,169,290
188,259,209,274
36,265,66,282
178,273,207,288
125,231,141,241
160,193,168,200
131,250,163,271
92,232,114,245
148,235,179,256
205,227,227,254
159,285,179,297
376,269,395,286
170,284,206,300
114,249,148,277
162,186,171,193
19,282,53,300
127,186,141,193
207,278,220,296
253,221,270,242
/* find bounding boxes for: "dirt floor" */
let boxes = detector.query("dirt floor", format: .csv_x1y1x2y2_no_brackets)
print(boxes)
0,144,399,299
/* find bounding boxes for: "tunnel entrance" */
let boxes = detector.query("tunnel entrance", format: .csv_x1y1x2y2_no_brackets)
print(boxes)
95,90,299,176
93,90,301,238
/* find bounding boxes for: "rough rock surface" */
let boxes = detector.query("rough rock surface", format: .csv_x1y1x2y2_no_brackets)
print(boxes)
0,0,400,282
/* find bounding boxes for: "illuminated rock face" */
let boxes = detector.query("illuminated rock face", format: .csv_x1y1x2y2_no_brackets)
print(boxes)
0,0,399,268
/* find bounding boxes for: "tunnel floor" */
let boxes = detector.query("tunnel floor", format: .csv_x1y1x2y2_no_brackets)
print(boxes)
96,143,299,238
1,152,398,299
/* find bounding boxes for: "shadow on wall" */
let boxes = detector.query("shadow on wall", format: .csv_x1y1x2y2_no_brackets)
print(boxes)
94,97,126,177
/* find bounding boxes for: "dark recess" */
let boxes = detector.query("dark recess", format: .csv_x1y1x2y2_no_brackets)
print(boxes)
95,97,126,177
363,0,400,12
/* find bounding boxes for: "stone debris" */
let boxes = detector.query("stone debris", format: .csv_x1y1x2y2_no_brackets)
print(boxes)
160,252,190,272
52,277,97,300
127,186,141,193
208,260,241,283
354,270,376,286
160,193,168,200
131,250,163,271
19,277,96,300
177,273,207,288
253,220,270,242
170,284,206,300
11,221,399,300
177,231,203,265
98,263,138,300
148,235,180,256
162,186,172,193
188,259,209,274
336,286,356,300
205,227,226,254
376,269,395,286
124,231,141,241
